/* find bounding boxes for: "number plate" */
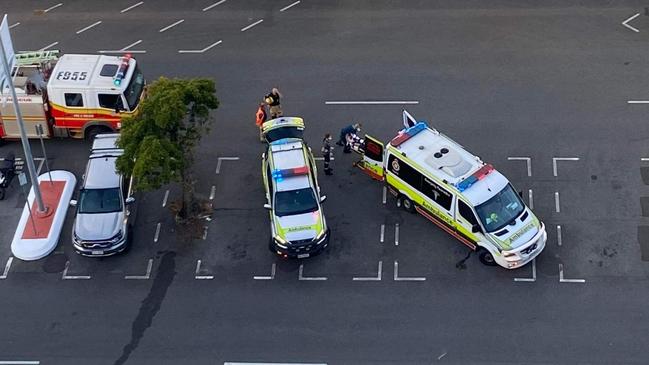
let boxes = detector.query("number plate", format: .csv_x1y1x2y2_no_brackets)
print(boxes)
297,253,310,259
91,250,104,255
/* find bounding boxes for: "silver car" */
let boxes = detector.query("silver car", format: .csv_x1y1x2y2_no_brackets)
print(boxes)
71,134,136,256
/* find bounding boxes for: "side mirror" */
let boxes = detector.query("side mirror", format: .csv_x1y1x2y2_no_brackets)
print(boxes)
69,199,77,207
320,195,327,203
471,224,481,233
263,203,272,210
125,196,136,205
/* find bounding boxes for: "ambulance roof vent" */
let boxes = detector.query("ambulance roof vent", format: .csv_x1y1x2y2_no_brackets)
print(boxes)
100,64,118,77
424,145,473,178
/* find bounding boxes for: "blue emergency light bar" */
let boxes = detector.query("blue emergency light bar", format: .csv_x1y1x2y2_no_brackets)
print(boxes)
390,122,427,147
272,166,309,181
113,54,131,86
455,164,495,192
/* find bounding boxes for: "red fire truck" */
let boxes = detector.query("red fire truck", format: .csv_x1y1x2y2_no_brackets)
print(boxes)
0,51,145,140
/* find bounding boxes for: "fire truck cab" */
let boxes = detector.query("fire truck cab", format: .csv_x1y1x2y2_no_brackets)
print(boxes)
0,51,145,140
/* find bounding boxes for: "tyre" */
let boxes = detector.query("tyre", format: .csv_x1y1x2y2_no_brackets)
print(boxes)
478,248,498,266
399,195,415,213
85,126,109,141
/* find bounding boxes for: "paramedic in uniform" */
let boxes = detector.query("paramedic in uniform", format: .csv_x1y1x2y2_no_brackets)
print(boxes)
322,134,334,175
255,102,267,142
265,88,283,118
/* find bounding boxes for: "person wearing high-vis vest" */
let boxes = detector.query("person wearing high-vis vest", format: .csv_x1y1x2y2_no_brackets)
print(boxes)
255,103,267,142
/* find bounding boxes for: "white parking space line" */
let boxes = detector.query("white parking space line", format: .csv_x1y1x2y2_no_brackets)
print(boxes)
552,157,579,177
507,156,532,177
162,190,169,207
215,156,239,174
325,101,419,105
203,0,227,12
622,13,641,32
313,157,335,161
202,226,208,240
280,0,301,12
241,19,263,32
159,19,184,33
628,100,649,104
556,225,562,246
0,361,40,364
9,22,20,29
0,257,13,279
43,3,63,13
76,21,102,34
513,259,536,282
559,264,585,283
195,260,214,280
120,1,144,13
437,352,448,360
253,263,276,280
154,222,161,242
99,40,146,54
642,158,649,161
209,185,216,200
125,259,153,280
379,224,385,243
62,261,91,280
38,42,58,51
554,191,560,213
225,363,327,365
352,261,382,281
394,223,399,246
393,261,426,281
382,186,387,204
528,189,534,210
298,264,327,281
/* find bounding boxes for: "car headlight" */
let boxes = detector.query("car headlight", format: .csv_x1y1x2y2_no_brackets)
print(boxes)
273,235,288,248
109,230,124,243
315,230,326,241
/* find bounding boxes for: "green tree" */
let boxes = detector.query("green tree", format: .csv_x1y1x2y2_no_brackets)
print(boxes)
116,77,219,220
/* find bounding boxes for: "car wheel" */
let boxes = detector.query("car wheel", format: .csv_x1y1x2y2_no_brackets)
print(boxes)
400,195,415,213
478,248,498,266
85,126,110,141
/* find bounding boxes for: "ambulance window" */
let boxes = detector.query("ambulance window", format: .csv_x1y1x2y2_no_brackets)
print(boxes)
364,138,383,162
266,166,274,194
98,94,125,111
64,93,84,107
458,200,478,226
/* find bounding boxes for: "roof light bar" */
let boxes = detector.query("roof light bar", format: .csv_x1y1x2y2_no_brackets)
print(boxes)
390,122,427,147
113,53,131,86
272,166,309,180
456,164,494,192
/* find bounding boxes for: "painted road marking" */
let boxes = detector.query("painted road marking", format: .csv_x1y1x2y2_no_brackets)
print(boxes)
202,226,208,240
159,19,184,33
528,189,534,210
225,363,326,365
178,40,223,54
76,21,102,34
0,257,13,279
125,259,153,279
241,19,263,32
162,190,169,207
280,0,301,12
203,0,227,11
0,361,40,364
552,157,579,177
298,264,327,281
514,258,536,282
507,156,532,177
99,40,146,54
120,1,144,13
437,352,448,360
382,186,387,204
195,260,214,280
622,12,641,32
627,100,649,104
555,191,560,213
642,158,649,161
379,224,385,243
9,22,20,29
62,261,91,280
557,225,562,246
38,42,58,51
559,263,585,283
215,156,239,174
313,157,335,161
394,223,400,246
325,101,419,105
209,185,216,200
393,261,425,281
154,222,161,242
44,3,63,13
353,261,382,281
253,263,276,280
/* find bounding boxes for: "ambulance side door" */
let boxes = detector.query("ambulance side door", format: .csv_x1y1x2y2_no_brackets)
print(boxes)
454,197,481,249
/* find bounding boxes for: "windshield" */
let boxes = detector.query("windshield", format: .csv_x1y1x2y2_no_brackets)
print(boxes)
78,188,122,214
475,184,525,232
123,65,144,111
274,187,318,217
265,127,304,143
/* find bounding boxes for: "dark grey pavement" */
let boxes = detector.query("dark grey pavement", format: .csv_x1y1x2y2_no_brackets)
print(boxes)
1,1,649,364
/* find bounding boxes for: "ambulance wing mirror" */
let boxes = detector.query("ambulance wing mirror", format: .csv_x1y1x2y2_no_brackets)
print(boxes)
471,224,481,233
69,199,77,207
320,195,327,203
263,203,272,210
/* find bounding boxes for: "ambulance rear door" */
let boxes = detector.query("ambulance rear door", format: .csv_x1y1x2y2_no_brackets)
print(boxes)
358,135,384,181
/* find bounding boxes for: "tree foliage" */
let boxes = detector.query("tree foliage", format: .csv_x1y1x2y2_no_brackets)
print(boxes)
116,77,219,218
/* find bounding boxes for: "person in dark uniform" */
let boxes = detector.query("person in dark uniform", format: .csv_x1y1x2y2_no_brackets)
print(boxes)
264,88,283,118
337,123,362,153
322,133,334,175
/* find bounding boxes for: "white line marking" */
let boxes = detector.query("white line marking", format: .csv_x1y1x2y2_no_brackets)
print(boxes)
379,224,385,243
76,21,102,34
325,101,419,105
241,19,263,32
195,260,214,280
514,258,536,282
203,0,227,11
382,186,387,204
642,158,649,161
528,189,534,210
552,157,580,177
120,39,142,51
394,223,399,246
393,261,426,281
154,222,161,242
178,40,222,53
622,12,640,32
98,40,146,54
99,50,146,54
44,3,63,13
627,100,649,104
202,226,208,240
253,263,276,280
125,259,153,279
209,185,216,200
559,263,585,283
0,257,13,279
298,264,327,281
313,157,335,161
9,22,20,29
353,261,382,281
215,156,239,174
38,42,58,51
162,190,169,207
280,0,301,12
557,225,562,246
0,362,40,364
507,156,532,177
62,261,91,280
437,352,447,360
121,1,144,13
159,19,184,33
224,363,327,365
555,191,560,213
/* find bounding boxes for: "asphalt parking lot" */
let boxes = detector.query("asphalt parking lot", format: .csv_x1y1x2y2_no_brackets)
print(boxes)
2,1,649,364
